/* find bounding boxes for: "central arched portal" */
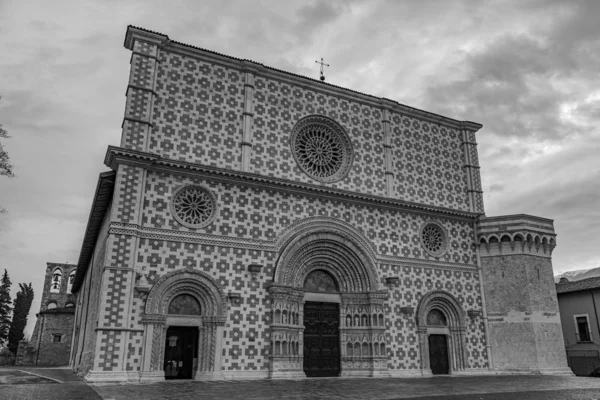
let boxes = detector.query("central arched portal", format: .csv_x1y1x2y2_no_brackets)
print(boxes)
269,220,389,379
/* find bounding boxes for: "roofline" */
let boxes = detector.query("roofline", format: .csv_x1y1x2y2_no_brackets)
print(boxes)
71,171,116,293
556,277,600,294
124,25,483,133
479,214,555,224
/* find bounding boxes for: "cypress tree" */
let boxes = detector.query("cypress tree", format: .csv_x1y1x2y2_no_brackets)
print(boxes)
0,269,11,347
8,283,34,354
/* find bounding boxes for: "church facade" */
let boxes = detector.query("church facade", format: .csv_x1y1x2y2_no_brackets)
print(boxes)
69,26,571,382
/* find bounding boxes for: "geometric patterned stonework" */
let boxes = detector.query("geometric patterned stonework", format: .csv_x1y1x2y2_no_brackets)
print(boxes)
121,34,479,213
141,172,477,265
70,26,524,384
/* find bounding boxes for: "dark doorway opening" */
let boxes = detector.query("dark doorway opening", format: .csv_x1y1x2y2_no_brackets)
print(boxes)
164,326,199,379
428,334,449,375
303,301,340,377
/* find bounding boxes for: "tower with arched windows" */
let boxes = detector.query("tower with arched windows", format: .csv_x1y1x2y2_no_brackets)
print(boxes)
68,26,572,382
16,262,77,366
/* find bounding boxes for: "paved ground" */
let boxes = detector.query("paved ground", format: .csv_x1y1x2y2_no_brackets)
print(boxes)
0,367,102,400
92,375,600,400
1,368,600,400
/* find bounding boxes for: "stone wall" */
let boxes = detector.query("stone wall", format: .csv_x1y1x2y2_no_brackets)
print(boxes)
478,215,571,374
71,205,112,376
17,310,75,366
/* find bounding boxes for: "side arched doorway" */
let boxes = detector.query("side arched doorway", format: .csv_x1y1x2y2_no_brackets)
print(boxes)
416,290,468,376
269,218,389,379
139,270,227,382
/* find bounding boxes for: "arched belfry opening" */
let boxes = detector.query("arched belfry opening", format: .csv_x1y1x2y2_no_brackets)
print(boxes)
269,218,388,378
416,291,468,375
139,270,227,382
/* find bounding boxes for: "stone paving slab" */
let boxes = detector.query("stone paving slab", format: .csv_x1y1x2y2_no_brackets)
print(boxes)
0,382,103,400
92,375,600,400
15,366,83,382
0,367,58,385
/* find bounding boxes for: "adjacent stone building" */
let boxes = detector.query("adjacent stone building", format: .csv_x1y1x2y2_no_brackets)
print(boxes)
69,26,572,383
16,262,77,366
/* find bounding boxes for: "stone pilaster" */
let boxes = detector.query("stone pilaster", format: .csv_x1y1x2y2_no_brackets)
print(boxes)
460,121,484,214
122,29,165,152
381,100,395,198
240,63,257,172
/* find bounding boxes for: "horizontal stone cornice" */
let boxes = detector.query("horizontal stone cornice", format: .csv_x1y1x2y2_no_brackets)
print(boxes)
109,221,275,251
105,145,479,221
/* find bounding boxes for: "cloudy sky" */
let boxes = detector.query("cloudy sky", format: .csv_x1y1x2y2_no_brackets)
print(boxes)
1,0,599,334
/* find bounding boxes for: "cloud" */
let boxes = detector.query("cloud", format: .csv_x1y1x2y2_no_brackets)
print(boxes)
1,0,599,336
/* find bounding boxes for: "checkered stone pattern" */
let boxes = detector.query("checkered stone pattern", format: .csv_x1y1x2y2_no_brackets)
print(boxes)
101,267,131,328
391,116,470,211
114,165,144,224
379,264,488,370
121,120,149,150
121,40,159,151
97,330,122,371
126,331,144,371
133,239,277,372
142,172,476,265
251,76,387,197
149,51,244,168
125,87,153,122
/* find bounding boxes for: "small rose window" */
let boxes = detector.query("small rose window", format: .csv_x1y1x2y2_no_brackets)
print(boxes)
420,222,448,257
170,185,217,228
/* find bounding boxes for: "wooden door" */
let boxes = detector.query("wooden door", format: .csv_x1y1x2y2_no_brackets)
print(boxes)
428,334,449,375
303,302,340,377
164,326,199,379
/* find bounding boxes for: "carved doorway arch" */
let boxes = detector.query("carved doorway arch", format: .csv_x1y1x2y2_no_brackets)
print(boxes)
140,269,227,382
416,290,468,375
269,219,388,379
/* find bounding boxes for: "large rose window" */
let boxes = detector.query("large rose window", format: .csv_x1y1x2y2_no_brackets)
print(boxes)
290,116,353,183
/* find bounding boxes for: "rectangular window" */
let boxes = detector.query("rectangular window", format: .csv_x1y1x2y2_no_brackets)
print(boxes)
52,334,62,343
575,315,592,342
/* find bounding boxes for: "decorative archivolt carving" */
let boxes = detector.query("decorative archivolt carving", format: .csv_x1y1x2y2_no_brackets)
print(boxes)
274,231,379,292
275,217,377,260
416,290,465,328
415,290,468,373
145,269,226,319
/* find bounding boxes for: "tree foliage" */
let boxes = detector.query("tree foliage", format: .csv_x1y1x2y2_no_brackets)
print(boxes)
0,96,14,179
8,283,34,354
0,269,12,346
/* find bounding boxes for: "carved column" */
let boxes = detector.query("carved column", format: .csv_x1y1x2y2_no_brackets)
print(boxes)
267,284,305,379
417,327,431,375
139,313,167,382
340,291,389,377
196,316,226,380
